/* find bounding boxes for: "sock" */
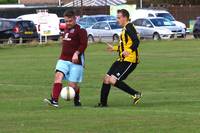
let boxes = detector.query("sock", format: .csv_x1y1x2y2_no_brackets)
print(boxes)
100,83,111,105
74,87,80,102
114,80,138,96
51,83,62,102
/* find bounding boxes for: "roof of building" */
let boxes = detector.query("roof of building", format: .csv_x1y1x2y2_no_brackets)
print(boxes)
63,0,127,7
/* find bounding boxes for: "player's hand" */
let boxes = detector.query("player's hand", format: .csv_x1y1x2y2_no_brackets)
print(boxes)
106,43,114,52
122,51,130,57
72,52,79,64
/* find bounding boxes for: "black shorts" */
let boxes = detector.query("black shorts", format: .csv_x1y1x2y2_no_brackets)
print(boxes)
107,61,137,81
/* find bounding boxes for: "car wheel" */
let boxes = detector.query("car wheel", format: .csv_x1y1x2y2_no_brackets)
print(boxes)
193,30,200,39
88,35,94,43
180,34,186,38
113,34,119,42
153,33,161,40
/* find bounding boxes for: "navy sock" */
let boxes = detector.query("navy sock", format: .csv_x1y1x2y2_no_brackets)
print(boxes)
100,83,111,105
114,80,138,96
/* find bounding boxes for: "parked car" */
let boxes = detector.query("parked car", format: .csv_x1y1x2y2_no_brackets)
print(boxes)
86,21,122,43
132,17,185,40
77,15,116,28
132,9,187,36
59,17,66,32
0,18,38,44
193,17,200,39
17,13,60,41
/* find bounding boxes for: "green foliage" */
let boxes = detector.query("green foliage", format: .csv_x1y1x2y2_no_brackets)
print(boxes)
0,0,17,4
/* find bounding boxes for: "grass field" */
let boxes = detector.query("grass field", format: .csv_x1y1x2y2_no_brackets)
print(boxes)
0,40,200,133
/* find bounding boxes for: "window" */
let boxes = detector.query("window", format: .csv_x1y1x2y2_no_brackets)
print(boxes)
150,18,174,27
141,19,153,27
109,22,121,29
0,21,3,31
92,23,100,29
148,14,154,17
95,17,107,22
156,13,175,21
87,18,96,25
99,22,109,30
133,19,143,26
2,21,15,31
78,18,87,24
19,21,36,31
60,19,65,23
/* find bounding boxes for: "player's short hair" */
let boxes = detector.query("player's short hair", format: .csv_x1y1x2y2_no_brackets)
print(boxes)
117,9,130,19
64,10,76,18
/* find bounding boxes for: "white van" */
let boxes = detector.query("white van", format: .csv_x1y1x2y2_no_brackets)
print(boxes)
131,9,186,37
17,13,60,40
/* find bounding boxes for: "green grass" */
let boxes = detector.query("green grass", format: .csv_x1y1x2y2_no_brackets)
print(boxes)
0,40,200,133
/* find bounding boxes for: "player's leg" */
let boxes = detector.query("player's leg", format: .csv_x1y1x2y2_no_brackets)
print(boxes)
68,63,84,106
108,62,142,104
44,72,64,108
97,75,111,107
68,82,81,106
96,62,119,107
44,60,69,108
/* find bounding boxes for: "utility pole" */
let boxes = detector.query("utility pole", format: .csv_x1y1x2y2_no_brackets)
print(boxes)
81,0,83,6
58,0,61,6
80,0,83,16
18,0,20,4
140,0,143,8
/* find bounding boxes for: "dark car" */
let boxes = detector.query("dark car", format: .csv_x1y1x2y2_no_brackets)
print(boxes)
193,17,200,39
77,15,116,28
0,19,38,44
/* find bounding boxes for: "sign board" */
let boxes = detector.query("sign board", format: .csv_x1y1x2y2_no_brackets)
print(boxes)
37,9,50,36
37,9,49,43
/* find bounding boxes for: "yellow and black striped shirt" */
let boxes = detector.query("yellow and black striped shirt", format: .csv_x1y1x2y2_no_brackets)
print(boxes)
113,23,140,63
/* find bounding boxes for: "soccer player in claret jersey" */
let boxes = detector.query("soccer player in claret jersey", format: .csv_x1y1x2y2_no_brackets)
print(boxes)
96,9,142,107
44,10,88,108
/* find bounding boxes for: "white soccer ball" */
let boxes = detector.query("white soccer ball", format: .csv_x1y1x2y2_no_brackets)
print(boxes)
60,86,75,101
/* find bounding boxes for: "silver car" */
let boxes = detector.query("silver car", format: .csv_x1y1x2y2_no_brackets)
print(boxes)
86,21,122,43
133,17,185,40
77,15,116,29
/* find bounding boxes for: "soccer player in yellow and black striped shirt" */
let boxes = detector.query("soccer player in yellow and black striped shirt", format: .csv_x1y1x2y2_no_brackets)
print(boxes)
96,9,142,107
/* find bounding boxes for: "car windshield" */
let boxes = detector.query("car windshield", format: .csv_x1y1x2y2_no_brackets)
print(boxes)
109,22,122,29
150,18,175,27
156,13,175,21
95,16,116,22
19,21,36,31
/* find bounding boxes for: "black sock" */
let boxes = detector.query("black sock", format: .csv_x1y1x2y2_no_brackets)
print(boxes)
74,93,80,102
74,88,80,103
114,80,138,96
100,83,111,105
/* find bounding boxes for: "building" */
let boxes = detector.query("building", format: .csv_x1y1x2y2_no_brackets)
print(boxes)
63,0,127,7
19,0,128,6
19,0,60,6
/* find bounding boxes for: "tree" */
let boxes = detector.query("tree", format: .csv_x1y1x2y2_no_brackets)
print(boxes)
0,0,17,4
